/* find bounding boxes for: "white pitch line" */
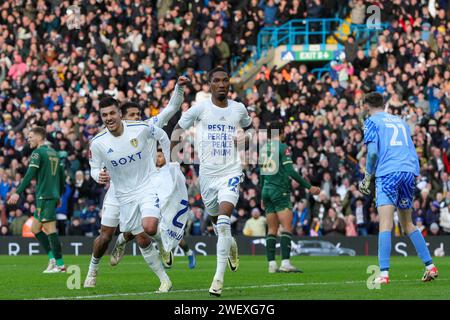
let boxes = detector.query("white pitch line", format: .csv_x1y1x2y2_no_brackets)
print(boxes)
33,278,449,300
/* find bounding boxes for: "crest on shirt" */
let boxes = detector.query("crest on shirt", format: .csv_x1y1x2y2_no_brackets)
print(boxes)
130,138,138,148
284,147,291,156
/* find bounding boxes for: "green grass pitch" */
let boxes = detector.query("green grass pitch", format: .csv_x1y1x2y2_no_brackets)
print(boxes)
1,255,448,300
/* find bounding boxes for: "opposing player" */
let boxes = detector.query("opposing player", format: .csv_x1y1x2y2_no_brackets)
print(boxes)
7,127,66,273
260,121,321,273
84,77,187,288
359,92,438,284
172,66,252,296
88,96,172,292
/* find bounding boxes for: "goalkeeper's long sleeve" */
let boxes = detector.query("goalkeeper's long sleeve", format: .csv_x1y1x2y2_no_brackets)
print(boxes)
365,141,378,175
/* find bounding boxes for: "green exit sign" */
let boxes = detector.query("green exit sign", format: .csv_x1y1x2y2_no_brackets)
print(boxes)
281,50,333,61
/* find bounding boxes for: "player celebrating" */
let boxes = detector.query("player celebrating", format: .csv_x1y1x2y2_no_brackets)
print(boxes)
110,109,197,271
260,121,321,273
172,66,252,296
7,127,66,273
359,92,438,284
84,77,188,288
88,96,172,292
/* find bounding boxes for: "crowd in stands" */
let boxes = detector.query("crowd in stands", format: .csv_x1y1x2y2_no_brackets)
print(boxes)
0,0,449,238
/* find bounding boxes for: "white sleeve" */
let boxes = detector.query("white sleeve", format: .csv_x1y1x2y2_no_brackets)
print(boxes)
178,103,202,130
150,84,184,128
89,141,104,183
146,124,171,162
239,103,252,128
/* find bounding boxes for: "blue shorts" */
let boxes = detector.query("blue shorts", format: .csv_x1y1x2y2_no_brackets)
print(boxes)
375,172,416,209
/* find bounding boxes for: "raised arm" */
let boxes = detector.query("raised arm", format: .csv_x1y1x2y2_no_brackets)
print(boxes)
148,124,171,163
150,76,190,128
331,33,346,45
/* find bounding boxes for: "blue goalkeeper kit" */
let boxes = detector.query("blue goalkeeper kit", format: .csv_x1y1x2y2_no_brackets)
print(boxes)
363,112,420,209
363,111,431,271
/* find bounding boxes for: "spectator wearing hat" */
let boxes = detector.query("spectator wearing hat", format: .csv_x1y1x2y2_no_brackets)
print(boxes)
429,222,441,236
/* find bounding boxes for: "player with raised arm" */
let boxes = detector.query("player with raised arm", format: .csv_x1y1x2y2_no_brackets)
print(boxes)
111,105,197,271
7,127,66,273
172,66,252,296
84,77,188,288
88,96,172,293
260,121,321,273
359,92,438,284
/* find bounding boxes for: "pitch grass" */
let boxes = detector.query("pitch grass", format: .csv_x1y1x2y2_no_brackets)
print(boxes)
0,255,448,300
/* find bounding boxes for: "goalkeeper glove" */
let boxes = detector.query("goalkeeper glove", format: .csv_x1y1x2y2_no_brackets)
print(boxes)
359,172,374,196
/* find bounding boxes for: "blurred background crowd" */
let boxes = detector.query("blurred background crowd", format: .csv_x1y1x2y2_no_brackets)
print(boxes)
0,0,449,238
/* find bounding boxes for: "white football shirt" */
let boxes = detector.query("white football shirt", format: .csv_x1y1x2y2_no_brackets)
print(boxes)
178,97,252,176
90,120,170,204
102,85,184,206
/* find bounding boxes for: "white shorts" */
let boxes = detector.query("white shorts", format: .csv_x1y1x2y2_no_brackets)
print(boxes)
199,173,243,216
117,188,161,235
101,203,120,228
100,188,120,228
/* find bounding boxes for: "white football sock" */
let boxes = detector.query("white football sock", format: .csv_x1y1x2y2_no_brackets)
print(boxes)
152,228,166,253
426,264,435,270
380,270,389,277
117,233,126,245
269,260,277,268
214,215,232,282
212,222,218,236
281,259,290,267
88,255,100,274
139,243,170,282
186,249,193,256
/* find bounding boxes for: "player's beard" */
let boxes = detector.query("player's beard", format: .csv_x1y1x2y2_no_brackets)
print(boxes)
215,92,227,101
